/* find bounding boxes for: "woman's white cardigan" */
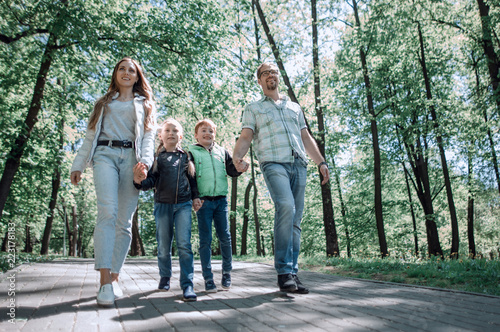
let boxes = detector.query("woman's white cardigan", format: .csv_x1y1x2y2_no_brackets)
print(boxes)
71,93,156,173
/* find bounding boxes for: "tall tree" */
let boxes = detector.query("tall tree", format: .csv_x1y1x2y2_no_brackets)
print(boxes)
250,146,263,256
70,205,78,257
401,119,444,257
241,180,252,256
230,177,238,255
476,0,500,116
467,142,476,258
130,209,145,256
351,0,388,257
332,157,351,257
0,26,59,222
40,117,64,254
312,0,339,257
471,54,500,195
416,22,460,258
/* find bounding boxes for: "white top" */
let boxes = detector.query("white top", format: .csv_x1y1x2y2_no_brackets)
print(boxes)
98,99,136,141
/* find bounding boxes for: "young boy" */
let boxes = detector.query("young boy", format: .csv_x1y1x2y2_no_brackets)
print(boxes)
189,119,245,292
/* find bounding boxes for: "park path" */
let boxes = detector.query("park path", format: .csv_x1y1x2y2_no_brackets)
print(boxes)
0,258,499,331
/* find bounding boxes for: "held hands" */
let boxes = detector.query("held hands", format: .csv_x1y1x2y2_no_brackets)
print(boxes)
70,171,82,186
193,198,204,212
319,164,330,185
133,163,148,184
234,158,249,173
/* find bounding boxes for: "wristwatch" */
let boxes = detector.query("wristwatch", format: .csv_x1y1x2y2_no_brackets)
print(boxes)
318,161,328,169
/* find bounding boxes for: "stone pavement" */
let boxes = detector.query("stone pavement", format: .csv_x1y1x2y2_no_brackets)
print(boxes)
0,258,499,332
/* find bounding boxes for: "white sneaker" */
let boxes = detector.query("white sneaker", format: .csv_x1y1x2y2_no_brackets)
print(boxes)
97,284,115,307
112,281,123,297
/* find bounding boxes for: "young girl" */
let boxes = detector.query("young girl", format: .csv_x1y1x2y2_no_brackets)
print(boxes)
133,119,202,301
70,57,157,307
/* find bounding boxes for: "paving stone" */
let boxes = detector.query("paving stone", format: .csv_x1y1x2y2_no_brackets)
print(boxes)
0,258,499,332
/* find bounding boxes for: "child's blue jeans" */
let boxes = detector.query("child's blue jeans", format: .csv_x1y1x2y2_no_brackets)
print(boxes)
196,197,232,280
154,201,194,290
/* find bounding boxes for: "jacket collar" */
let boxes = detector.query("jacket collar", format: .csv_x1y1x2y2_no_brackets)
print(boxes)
159,146,185,154
194,142,214,151
260,94,287,103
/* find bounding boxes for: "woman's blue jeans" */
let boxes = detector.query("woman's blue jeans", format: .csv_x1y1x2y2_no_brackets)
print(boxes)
196,197,232,280
261,158,307,275
92,146,139,273
154,201,194,289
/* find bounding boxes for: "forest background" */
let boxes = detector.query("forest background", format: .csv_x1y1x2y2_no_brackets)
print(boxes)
0,0,499,266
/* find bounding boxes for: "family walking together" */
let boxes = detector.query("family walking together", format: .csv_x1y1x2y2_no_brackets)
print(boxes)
70,57,330,307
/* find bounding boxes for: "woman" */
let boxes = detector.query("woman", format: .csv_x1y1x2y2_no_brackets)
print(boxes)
70,57,156,307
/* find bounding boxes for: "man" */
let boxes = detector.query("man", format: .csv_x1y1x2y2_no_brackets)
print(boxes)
233,62,330,293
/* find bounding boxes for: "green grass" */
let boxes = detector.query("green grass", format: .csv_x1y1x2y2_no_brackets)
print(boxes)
236,254,500,296
0,252,57,273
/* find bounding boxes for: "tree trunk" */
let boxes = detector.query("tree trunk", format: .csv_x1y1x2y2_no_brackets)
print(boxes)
249,146,263,256
332,157,350,257
1,231,8,252
352,0,387,258
71,205,78,257
24,222,32,253
471,53,500,195
312,0,339,257
485,112,500,195
404,166,419,257
240,180,253,256
395,123,420,257
417,23,459,259
404,136,443,257
252,0,261,61
253,191,262,256
476,0,500,116
77,225,83,257
130,208,145,256
467,147,476,259
63,204,71,256
230,174,238,255
0,33,57,221
41,118,64,255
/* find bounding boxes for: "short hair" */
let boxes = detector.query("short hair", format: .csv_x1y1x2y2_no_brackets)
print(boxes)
194,119,217,134
256,62,278,79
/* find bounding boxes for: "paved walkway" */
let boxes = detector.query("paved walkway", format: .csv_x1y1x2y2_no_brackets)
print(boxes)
0,258,499,332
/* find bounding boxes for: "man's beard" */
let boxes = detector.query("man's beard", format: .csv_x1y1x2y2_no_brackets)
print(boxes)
266,81,277,90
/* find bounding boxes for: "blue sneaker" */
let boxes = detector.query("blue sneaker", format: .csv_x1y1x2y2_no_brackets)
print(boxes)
182,285,197,302
158,277,170,291
221,273,231,290
205,279,217,293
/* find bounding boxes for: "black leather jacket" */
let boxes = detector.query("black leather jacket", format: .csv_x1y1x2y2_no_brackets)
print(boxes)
134,148,199,204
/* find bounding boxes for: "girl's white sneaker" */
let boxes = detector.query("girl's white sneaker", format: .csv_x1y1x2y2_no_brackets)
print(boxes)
112,281,123,297
97,284,115,307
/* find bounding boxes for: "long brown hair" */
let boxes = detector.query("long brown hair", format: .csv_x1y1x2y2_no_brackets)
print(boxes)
87,57,155,130
153,119,195,177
